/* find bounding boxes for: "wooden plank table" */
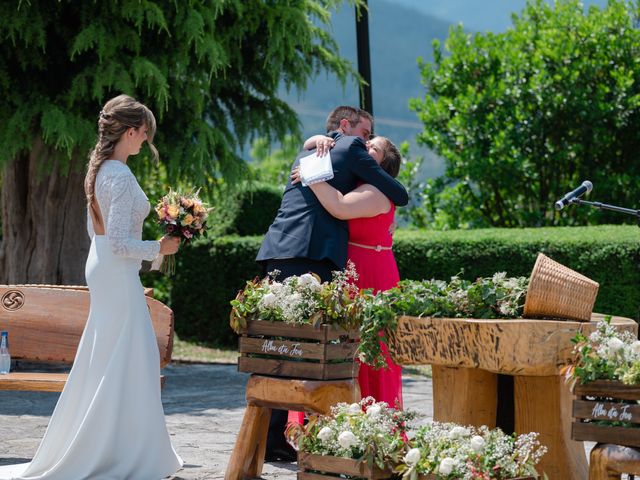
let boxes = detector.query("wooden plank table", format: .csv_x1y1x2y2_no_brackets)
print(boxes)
388,313,638,480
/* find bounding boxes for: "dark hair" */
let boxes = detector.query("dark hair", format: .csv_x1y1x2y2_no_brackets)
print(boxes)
376,136,401,178
84,94,157,207
325,105,374,133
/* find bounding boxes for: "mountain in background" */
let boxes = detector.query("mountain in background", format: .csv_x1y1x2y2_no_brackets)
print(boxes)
277,0,609,178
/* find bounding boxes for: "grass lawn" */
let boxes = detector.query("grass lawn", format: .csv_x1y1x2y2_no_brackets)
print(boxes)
172,334,237,364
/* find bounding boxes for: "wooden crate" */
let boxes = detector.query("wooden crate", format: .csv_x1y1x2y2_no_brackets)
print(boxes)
238,320,359,380
297,452,393,480
572,380,640,448
297,453,534,480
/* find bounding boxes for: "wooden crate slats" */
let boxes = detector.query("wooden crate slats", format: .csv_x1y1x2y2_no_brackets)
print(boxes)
572,422,640,448
239,337,358,362
573,399,640,425
574,380,640,401
297,452,392,480
572,379,640,448
237,320,359,380
238,357,357,380
242,320,357,341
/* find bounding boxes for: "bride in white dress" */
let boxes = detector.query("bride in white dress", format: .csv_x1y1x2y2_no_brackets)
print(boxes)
0,95,183,479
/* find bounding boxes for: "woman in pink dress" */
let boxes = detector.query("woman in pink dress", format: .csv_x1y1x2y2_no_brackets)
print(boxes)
293,135,403,408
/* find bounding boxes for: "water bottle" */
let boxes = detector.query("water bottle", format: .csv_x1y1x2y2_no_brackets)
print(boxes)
0,331,10,374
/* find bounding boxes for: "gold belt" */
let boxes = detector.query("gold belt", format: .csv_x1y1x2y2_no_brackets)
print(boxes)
348,241,392,252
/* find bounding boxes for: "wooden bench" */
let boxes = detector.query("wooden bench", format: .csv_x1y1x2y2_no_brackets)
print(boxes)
0,284,175,392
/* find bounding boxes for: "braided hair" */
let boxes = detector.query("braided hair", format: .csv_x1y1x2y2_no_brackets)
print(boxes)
84,94,158,207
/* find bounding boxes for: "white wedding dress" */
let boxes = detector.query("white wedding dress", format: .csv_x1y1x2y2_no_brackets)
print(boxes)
0,160,183,480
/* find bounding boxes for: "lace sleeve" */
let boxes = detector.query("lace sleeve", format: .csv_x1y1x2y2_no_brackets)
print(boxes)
106,172,160,261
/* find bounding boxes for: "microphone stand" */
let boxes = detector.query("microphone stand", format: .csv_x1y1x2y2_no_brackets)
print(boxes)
570,198,640,226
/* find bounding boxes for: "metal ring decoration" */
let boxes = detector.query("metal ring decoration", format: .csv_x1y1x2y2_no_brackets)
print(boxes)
1,290,25,311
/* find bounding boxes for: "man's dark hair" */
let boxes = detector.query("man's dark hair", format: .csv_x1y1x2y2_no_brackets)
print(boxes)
325,106,374,133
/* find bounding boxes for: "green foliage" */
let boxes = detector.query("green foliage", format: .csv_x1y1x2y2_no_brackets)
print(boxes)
249,135,301,188
0,0,359,182
358,274,529,368
230,183,284,236
169,226,640,346
411,0,640,227
570,316,640,388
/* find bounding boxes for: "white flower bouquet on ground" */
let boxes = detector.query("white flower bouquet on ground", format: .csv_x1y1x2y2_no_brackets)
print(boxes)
398,422,547,480
290,396,417,470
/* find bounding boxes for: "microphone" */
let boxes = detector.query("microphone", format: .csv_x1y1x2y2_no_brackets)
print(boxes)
554,181,593,210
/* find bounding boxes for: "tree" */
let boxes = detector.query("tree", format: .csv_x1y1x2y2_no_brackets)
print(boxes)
411,0,640,228
0,0,357,283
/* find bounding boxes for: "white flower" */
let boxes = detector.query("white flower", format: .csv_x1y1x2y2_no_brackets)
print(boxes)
261,292,277,308
449,426,469,439
338,430,357,449
366,404,382,417
299,273,320,289
631,341,640,356
347,403,361,415
439,457,455,475
607,337,625,357
270,282,283,294
317,426,332,443
403,448,421,465
470,435,485,453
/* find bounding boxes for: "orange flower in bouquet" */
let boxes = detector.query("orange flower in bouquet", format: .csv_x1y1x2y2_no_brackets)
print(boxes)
155,188,211,275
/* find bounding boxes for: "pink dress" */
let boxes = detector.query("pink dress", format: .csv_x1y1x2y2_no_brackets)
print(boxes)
348,204,403,408
288,203,403,428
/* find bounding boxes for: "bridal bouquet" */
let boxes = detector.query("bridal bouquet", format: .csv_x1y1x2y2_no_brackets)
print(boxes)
155,188,210,275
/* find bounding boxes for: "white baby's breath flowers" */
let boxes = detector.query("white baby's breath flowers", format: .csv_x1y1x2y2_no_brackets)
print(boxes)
338,431,357,450
631,340,640,356
470,435,485,453
438,457,455,475
269,282,283,295
366,404,382,417
607,337,625,358
403,448,421,465
449,426,469,440
317,426,332,443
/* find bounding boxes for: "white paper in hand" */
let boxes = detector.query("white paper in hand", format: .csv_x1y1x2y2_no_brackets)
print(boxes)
299,151,334,186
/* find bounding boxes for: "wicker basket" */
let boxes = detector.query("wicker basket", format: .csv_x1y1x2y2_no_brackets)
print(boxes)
523,253,599,322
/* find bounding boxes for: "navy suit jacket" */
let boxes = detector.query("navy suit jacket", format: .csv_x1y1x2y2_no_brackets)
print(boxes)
256,132,409,270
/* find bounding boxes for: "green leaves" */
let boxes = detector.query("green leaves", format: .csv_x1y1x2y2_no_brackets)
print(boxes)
412,0,640,228
0,0,358,186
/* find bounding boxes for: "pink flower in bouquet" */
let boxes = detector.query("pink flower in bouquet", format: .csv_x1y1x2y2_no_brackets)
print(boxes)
155,188,211,275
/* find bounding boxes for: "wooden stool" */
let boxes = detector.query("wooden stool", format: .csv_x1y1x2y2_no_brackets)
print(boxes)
589,443,640,480
225,374,359,480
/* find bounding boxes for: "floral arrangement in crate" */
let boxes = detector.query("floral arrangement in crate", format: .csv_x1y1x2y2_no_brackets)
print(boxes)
288,396,417,470
229,261,363,333
358,273,529,368
566,316,640,386
399,422,547,480
289,397,546,479
230,269,529,368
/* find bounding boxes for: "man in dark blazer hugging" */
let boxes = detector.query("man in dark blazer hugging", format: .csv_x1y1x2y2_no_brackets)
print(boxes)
256,105,409,461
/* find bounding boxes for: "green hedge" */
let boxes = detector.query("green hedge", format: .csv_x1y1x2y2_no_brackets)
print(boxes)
170,226,640,346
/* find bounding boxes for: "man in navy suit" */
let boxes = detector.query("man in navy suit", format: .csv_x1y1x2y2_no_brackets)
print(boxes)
256,105,409,461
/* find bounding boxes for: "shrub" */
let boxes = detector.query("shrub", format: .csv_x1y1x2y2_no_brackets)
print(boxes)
169,226,640,346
